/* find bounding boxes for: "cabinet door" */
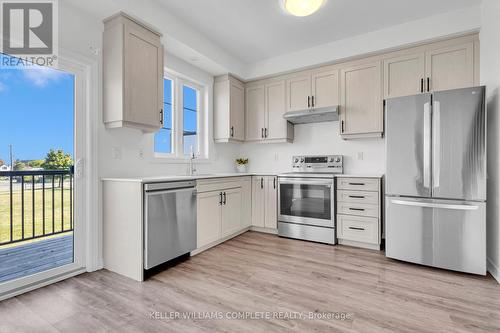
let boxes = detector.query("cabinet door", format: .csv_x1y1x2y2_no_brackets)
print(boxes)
286,75,311,112
251,177,265,227
245,85,266,141
240,178,252,228
425,42,474,92
124,22,163,129
221,188,242,237
264,177,278,229
230,81,245,141
340,61,383,136
311,69,339,109
383,53,425,99
197,191,222,248
265,81,287,140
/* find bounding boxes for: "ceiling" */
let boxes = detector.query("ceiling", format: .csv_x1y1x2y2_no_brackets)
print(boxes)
156,0,480,64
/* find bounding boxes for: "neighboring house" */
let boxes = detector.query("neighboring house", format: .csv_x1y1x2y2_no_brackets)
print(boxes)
0,165,10,171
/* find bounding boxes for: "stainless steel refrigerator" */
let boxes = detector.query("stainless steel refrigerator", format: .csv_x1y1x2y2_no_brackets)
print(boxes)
385,86,486,275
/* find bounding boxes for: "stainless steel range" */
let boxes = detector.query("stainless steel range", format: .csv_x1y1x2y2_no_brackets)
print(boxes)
278,155,343,244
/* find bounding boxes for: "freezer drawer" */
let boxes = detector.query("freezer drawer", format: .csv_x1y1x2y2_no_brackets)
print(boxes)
385,196,486,275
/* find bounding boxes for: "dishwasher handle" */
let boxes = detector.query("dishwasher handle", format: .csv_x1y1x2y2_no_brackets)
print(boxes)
145,187,196,196
144,180,196,192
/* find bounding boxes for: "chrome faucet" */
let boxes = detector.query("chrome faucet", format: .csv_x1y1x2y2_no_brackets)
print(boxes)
188,151,197,176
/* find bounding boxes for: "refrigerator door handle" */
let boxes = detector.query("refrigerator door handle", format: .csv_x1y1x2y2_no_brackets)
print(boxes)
391,199,479,211
423,102,431,189
433,101,441,189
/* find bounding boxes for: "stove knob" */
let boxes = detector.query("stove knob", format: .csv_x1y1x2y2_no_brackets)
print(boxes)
335,157,341,163
329,157,334,162
300,158,305,163
294,157,299,163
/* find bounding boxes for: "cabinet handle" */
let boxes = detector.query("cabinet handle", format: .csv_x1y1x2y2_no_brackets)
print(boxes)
348,182,365,186
230,126,234,137
159,109,164,125
349,195,365,199
349,208,365,211
219,192,223,205
273,178,276,189
223,192,227,205
341,120,345,133
348,226,365,231
261,128,264,138
261,177,263,189
427,77,430,92
420,78,424,93
265,128,268,138
307,96,310,108
311,96,315,108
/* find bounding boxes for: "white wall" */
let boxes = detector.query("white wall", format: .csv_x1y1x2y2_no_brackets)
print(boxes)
239,123,385,175
480,0,500,283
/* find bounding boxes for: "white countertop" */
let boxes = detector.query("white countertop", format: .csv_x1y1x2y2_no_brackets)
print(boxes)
102,172,383,183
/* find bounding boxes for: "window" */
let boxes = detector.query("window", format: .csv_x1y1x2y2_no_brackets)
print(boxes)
154,74,205,158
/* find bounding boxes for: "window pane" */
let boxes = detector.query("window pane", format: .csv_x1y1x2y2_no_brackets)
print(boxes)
183,85,198,155
154,78,173,153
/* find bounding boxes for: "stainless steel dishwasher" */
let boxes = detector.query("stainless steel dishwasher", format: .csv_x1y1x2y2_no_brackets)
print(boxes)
144,180,197,270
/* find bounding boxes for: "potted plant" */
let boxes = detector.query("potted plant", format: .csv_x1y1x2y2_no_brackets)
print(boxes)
235,158,249,173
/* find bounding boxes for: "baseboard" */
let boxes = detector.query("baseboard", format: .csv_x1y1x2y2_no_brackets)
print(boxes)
249,226,278,234
338,239,381,251
487,257,500,283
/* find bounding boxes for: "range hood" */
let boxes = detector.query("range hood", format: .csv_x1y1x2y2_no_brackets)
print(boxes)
283,106,339,124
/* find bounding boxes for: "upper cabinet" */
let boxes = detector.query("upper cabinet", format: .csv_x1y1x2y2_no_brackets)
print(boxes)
340,61,383,139
286,69,339,112
384,41,477,99
246,80,293,143
103,13,164,132
214,75,245,143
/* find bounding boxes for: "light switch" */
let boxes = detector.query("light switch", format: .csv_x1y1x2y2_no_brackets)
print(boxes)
357,152,364,160
112,147,122,160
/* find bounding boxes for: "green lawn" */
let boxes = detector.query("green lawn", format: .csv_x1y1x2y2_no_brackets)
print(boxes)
0,186,72,244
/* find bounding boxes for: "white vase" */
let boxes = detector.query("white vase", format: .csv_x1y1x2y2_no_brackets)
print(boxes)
236,164,247,173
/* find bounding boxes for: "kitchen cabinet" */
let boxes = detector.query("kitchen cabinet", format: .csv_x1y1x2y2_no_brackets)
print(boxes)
214,75,245,143
246,80,293,142
340,61,383,139
336,177,382,250
103,12,164,132
221,188,243,237
251,176,277,230
196,191,223,248
383,41,477,98
286,69,339,112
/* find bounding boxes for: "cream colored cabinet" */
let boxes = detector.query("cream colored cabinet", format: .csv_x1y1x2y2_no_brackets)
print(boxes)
425,42,475,92
383,53,425,99
197,191,223,248
340,61,383,138
221,188,242,237
384,41,477,98
240,177,252,228
264,177,278,229
245,85,266,141
286,70,339,112
214,75,245,143
251,176,277,229
103,13,164,132
246,80,293,142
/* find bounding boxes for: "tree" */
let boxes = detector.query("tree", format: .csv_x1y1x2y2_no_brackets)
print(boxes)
0,159,4,166
43,149,73,170
27,159,44,168
13,160,25,171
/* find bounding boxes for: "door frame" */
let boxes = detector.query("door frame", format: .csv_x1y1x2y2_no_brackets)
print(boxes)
0,49,99,300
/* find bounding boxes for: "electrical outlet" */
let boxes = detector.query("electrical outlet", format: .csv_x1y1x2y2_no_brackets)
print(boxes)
357,152,364,160
112,147,122,160
138,148,144,159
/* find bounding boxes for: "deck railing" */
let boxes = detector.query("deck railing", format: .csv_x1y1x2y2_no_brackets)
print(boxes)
0,169,73,246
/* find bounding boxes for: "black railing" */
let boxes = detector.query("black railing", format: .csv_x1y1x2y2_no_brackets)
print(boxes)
0,169,73,246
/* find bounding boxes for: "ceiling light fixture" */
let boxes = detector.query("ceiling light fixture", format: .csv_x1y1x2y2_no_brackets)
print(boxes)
282,0,325,17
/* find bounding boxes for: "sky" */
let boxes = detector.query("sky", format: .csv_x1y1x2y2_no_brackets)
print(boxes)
0,61,74,164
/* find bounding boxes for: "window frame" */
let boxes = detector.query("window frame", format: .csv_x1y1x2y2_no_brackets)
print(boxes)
154,70,207,161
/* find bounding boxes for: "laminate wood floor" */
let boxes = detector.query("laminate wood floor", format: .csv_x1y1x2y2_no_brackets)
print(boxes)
1,231,499,333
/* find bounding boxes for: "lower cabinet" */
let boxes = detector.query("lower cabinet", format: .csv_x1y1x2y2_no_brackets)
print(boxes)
196,177,250,250
252,176,277,229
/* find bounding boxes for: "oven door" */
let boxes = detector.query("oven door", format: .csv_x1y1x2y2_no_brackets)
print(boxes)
278,177,335,228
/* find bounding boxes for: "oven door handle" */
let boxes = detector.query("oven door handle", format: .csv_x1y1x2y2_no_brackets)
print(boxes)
278,178,333,186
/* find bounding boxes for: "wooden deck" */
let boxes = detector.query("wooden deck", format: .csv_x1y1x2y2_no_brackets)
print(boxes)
0,234,73,283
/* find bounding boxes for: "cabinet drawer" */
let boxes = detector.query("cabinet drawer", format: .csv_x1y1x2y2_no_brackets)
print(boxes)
337,202,379,218
196,179,242,193
337,178,380,192
337,190,379,204
337,215,379,244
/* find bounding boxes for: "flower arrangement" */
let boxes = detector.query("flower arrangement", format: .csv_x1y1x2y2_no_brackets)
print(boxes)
235,158,248,173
